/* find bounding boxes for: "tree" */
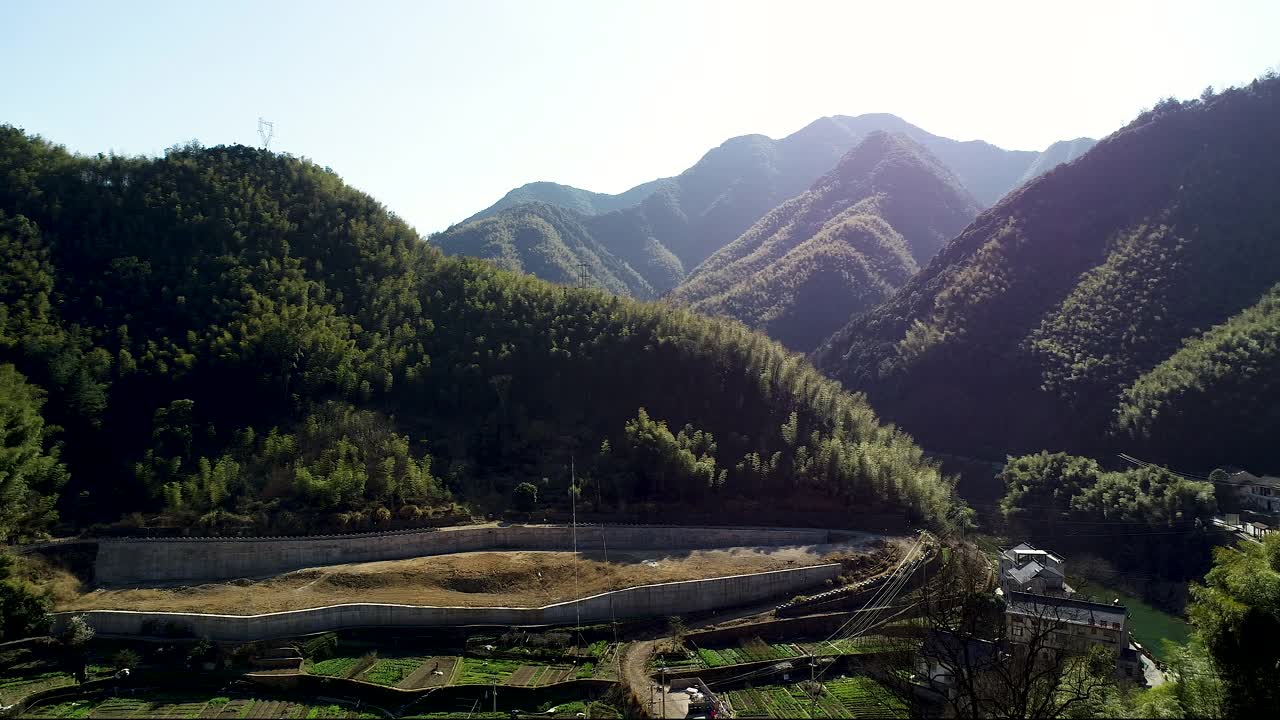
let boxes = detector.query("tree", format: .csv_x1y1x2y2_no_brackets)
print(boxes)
59,614,95,647
1187,534,1280,716
905,544,1118,719
513,482,539,512
667,616,688,654
112,648,141,672
0,552,51,641
0,364,67,542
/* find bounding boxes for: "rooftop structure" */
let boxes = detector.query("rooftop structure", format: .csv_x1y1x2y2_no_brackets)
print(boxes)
998,542,1070,597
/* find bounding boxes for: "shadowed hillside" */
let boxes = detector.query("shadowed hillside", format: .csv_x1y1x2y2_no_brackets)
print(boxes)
814,74,1280,470
669,132,980,352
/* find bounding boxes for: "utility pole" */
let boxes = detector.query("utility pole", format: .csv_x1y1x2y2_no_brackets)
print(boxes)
660,665,666,718
808,657,819,717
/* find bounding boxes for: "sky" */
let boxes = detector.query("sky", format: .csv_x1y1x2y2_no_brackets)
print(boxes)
4,0,1278,234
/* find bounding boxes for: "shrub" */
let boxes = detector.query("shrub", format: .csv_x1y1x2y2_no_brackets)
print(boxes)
112,649,140,671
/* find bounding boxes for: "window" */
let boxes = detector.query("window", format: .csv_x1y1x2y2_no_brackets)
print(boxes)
1013,627,1024,637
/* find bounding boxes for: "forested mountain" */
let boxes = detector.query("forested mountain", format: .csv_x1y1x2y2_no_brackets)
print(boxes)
668,132,981,352
433,194,686,299
1018,137,1096,184
814,74,1280,470
0,126,964,542
436,115,1093,297
461,179,674,224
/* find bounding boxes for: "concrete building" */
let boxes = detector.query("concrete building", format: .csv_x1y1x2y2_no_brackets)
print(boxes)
1004,592,1140,679
1220,468,1280,516
998,543,1070,596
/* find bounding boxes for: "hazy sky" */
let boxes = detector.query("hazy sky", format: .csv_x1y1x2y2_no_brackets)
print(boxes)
5,0,1277,233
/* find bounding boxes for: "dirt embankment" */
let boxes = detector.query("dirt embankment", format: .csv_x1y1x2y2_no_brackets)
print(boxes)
59,539,895,615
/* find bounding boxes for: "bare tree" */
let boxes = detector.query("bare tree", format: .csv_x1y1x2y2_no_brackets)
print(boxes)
886,544,1117,719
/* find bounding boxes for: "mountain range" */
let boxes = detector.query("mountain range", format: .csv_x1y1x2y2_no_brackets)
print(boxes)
432,114,1094,299
668,131,981,352
813,75,1280,472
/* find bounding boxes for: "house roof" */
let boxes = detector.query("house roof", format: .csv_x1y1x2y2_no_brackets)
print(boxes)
1228,470,1280,489
1006,561,1064,586
1006,592,1126,627
1001,542,1064,565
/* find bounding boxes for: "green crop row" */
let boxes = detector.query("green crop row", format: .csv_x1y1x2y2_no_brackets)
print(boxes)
456,658,523,685
307,655,364,678
361,656,430,686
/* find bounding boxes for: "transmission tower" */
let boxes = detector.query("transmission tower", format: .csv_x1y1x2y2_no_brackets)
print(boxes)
257,117,275,150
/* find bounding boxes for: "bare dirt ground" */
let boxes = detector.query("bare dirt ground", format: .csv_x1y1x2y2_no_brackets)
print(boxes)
59,536,895,615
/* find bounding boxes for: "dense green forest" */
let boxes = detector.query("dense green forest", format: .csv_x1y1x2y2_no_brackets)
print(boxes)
433,195,686,299
436,115,1092,297
1061,532,1279,718
461,179,674,224
996,452,1217,579
814,74,1280,472
669,132,980,352
0,126,965,541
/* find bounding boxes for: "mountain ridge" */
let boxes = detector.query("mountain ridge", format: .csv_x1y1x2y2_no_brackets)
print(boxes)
812,75,1280,470
438,115,1093,297
668,131,981,352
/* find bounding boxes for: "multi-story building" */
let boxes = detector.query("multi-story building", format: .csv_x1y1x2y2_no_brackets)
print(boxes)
1221,468,1280,516
1004,591,1140,679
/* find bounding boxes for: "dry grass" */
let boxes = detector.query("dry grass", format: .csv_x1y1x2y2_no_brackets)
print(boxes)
10,552,85,606
59,539,894,615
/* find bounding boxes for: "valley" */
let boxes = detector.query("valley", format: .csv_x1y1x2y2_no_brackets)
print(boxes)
4,8,1280,716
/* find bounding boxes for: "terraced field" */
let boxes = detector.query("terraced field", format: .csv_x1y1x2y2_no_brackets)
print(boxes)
455,658,523,685
305,655,369,678
25,694,382,719
0,671,78,706
725,676,907,718
682,633,903,671
359,655,434,686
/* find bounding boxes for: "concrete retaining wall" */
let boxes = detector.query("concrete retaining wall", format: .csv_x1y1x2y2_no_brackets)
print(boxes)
56,563,842,642
95,524,833,585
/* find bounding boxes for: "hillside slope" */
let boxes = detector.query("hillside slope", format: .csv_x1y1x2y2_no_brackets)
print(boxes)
813,75,1280,469
438,116,1093,296
669,132,981,352
462,179,674,224
0,127,961,540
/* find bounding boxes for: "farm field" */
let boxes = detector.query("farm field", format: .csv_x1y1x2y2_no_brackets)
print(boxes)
0,671,79,706
60,537,892,615
305,655,368,679
681,634,903,670
358,655,436,686
22,693,382,719
300,652,598,689
1,664,115,706
725,676,908,718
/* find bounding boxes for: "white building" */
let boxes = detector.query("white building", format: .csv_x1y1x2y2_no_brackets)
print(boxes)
998,542,1071,597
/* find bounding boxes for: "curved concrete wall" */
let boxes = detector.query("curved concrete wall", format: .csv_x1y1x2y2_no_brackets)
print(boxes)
95,524,833,585
58,563,842,641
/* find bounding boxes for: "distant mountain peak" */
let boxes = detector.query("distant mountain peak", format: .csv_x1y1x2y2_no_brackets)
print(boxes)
668,130,980,352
